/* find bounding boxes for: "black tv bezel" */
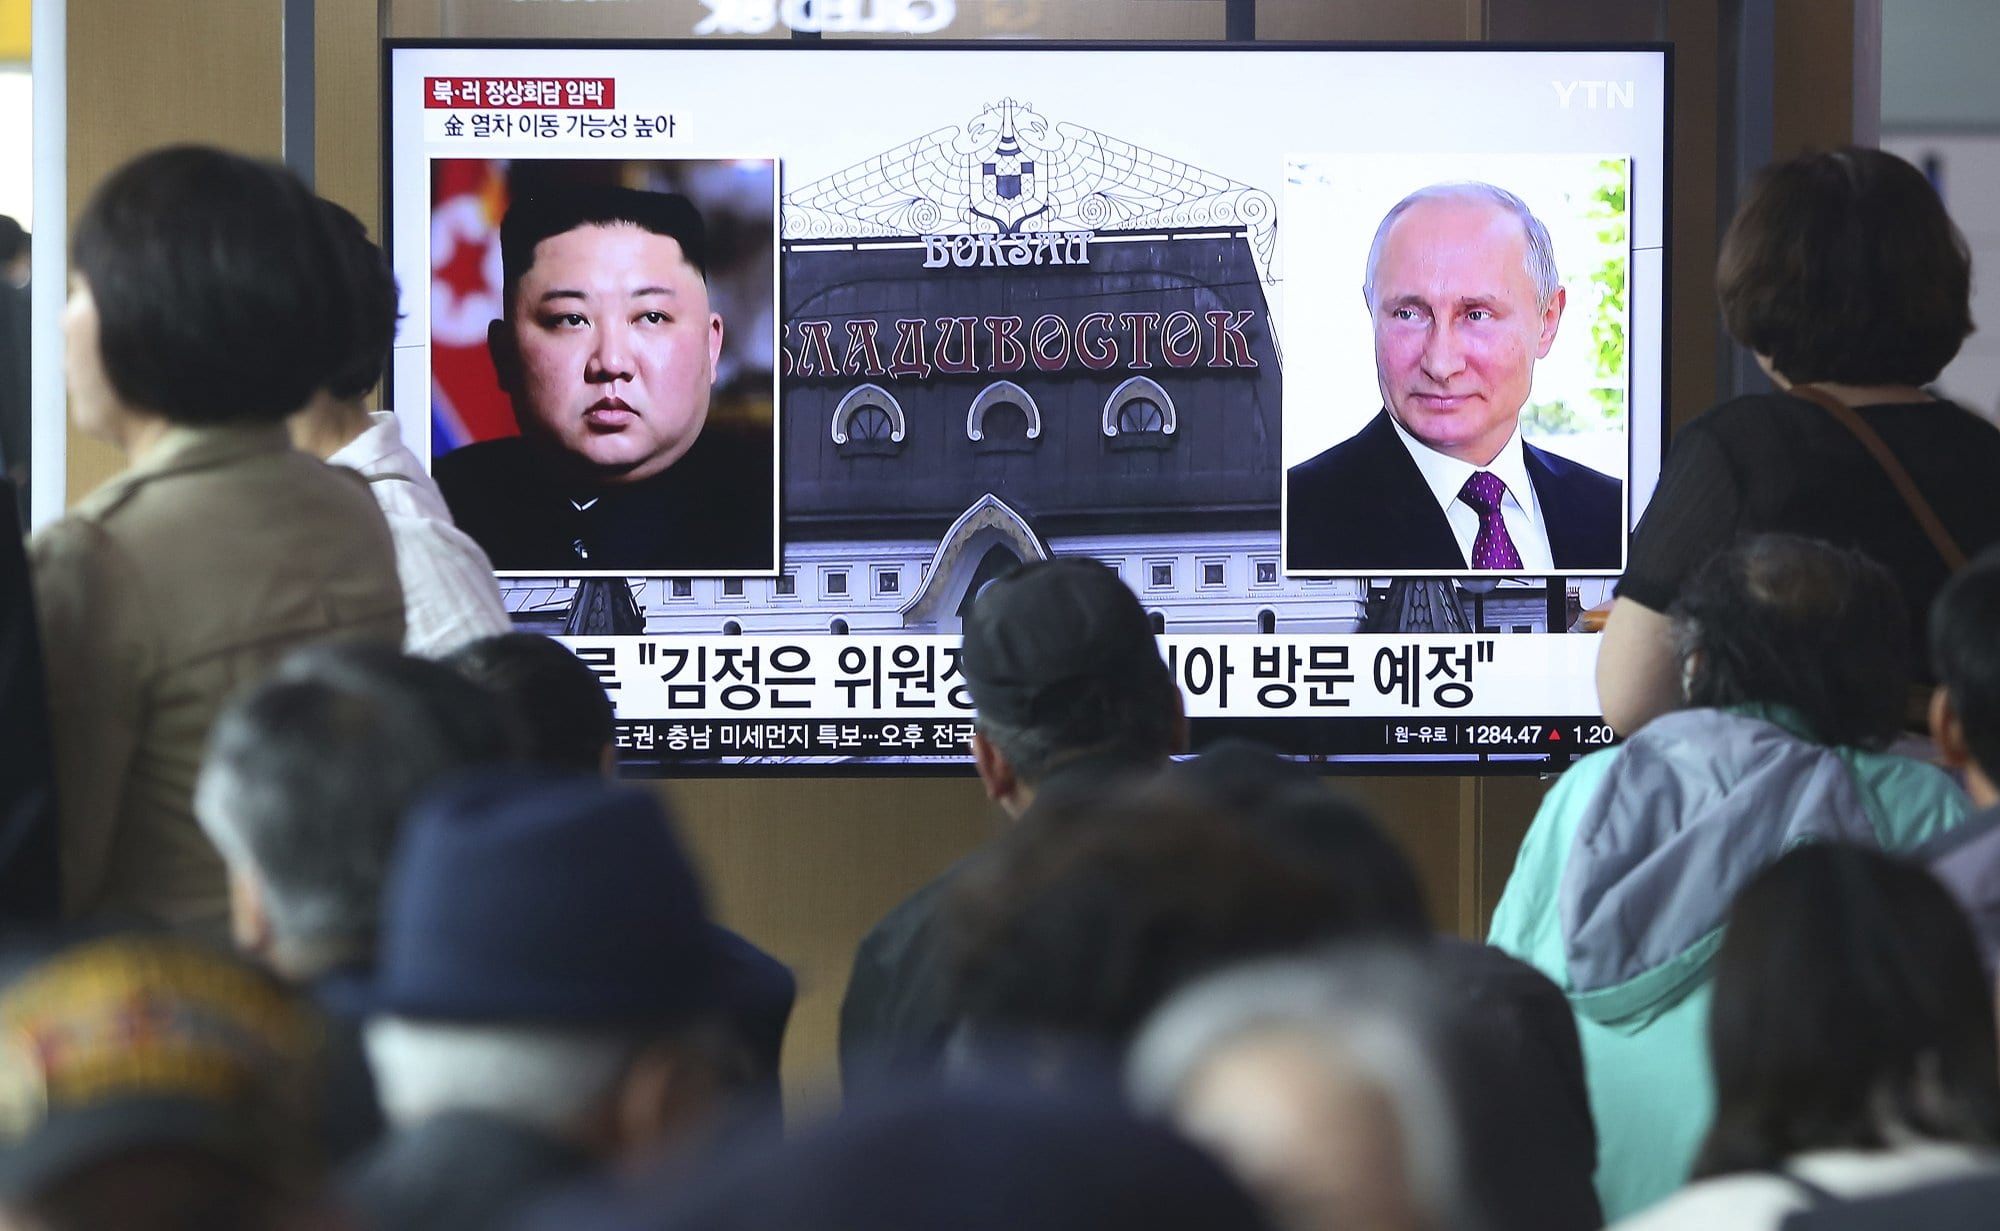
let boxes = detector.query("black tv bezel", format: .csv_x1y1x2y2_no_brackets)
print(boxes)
381,37,1674,777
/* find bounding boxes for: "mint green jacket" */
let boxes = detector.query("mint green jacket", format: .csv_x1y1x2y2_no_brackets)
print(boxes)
1488,708,1968,1221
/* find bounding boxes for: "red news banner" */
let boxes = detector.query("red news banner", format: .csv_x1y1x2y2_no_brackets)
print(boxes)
425,77,617,109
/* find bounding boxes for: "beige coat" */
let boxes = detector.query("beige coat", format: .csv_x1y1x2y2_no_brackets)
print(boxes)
30,423,404,936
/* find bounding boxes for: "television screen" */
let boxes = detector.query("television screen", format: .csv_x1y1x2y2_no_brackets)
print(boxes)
384,40,1670,772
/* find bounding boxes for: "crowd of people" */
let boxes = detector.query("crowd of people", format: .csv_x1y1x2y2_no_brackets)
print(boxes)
2,138,2000,1229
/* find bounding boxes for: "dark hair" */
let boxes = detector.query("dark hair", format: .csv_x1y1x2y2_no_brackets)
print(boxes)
1932,546,2000,778
1694,844,2000,1178
444,633,615,774
1672,534,1908,749
0,216,25,266
947,778,1429,1051
316,200,400,401
499,184,708,307
273,642,526,768
1717,146,1972,386
18,1146,297,1231
70,145,359,424
1167,741,1432,933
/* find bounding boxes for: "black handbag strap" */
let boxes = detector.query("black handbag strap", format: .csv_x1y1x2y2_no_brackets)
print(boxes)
1789,383,1967,571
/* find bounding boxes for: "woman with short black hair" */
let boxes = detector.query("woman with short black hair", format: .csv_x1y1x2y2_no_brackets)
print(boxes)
1598,146,2000,735
1612,844,2000,1229
31,145,405,938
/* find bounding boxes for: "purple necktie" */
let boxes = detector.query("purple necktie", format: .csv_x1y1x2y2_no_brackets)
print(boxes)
1459,471,1523,570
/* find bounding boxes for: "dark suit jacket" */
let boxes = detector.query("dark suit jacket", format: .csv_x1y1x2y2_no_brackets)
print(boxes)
1286,409,1624,571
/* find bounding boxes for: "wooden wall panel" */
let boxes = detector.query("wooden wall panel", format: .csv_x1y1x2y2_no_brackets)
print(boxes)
318,0,384,239
1775,0,1857,157
63,0,284,505
660,769,1540,1106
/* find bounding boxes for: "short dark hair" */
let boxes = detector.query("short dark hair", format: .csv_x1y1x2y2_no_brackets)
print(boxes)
1932,545,2000,778
1695,843,2000,1178
1673,534,1908,749
1717,146,1972,386
316,200,400,402
444,633,615,774
0,216,25,266
70,145,359,424
947,778,1429,1052
499,183,708,308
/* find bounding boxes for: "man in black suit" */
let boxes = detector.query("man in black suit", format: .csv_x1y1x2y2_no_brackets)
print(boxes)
1286,182,1623,573
434,184,774,573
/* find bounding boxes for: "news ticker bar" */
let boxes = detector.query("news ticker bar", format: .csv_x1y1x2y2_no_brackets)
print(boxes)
561,632,1604,724
609,715,1620,771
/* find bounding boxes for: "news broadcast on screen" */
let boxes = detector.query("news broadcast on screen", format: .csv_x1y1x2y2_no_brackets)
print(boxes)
384,41,1671,772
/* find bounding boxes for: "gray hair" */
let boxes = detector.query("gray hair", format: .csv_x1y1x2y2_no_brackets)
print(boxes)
1128,947,1478,1231
1362,181,1561,312
194,647,512,955
365,1018,634,1134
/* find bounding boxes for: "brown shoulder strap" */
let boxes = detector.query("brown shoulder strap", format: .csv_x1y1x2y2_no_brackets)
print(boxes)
1788,383,1967,571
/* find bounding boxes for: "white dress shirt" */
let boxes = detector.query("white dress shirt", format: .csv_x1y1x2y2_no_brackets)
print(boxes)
1387,415,1554,572
330,413,512,657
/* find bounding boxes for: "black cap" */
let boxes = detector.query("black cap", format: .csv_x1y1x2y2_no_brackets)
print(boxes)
959,558,1171,731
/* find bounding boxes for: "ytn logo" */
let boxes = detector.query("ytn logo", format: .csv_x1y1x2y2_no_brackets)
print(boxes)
1551,80,1636,109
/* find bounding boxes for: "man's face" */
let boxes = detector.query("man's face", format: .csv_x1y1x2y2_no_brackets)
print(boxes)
1369,198,1564,468
491,223,724,486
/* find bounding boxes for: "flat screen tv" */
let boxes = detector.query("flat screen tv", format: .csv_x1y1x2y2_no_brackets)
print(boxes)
384,39,1671,773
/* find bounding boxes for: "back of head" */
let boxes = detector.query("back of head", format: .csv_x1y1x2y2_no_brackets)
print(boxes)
315,199,399,403
445,633,615,774
1696,843,2000,1178
1672,533,1908,748
1167,746,1433,936
959,558,1181,784
500,182,709,302
1931,545,2000,780
368,769,723,1029
274,641,527,766
1129,947,1475,1231
71,144,359,424
0,935,321,1224
0,216,24,267
946,779,1429,1053
1717,145,1971,385
638,1084,1271,1231
196,644,519,960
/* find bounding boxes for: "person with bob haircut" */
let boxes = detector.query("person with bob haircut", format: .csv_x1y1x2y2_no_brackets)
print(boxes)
287,198,509,658
1609,844,2000,1230
1597,146,2000,736
29,145,405,939
1489,534,1971,1221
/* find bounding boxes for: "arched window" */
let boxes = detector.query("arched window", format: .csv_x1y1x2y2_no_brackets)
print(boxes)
967,380,1042,447
1149,611,1166,635
722,620,744,636
1102,375,1178,447
1258,608,1276,635
829,617,851,636
1117,398,1166,433
832,384,907,457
